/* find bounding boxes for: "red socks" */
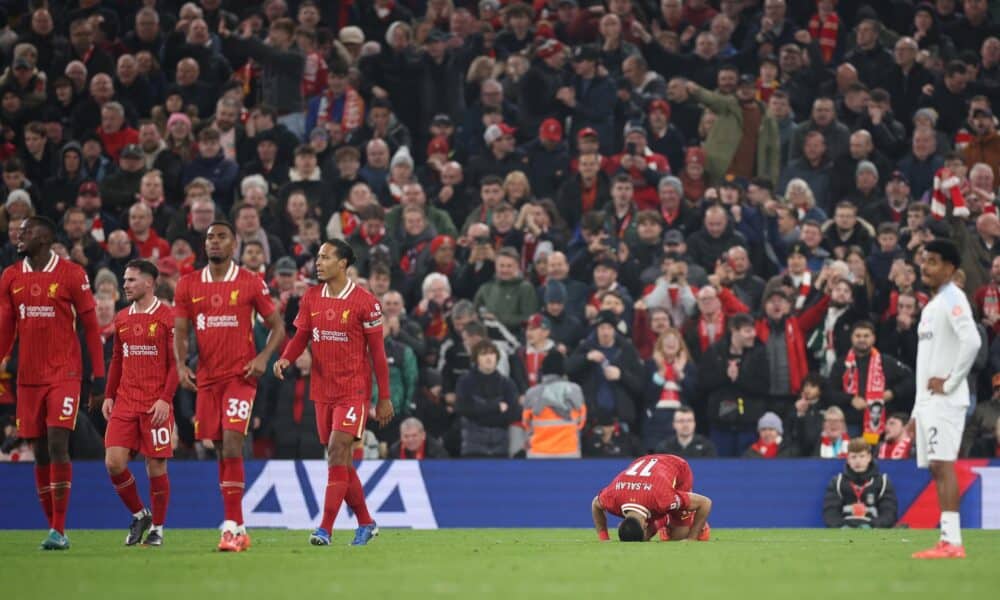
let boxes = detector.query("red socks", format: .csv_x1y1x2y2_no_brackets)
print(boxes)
346,467,373,526
149,474,170,526
110,469,145,514
321,466,349,532
50,462,72,535
220,457,245,525
34,465,53,528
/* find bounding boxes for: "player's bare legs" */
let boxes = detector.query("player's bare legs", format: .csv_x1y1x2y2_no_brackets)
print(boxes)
42,427,72,548
218,429,248,551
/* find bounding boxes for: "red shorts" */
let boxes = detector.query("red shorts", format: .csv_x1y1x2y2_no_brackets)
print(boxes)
194,377,257,441
105,408,174,458
315,398,368,445
16,382,81,438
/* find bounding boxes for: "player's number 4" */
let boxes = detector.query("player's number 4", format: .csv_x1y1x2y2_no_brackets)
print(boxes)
625,458,659,477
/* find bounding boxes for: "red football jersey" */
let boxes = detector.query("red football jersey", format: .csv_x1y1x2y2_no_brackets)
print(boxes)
292,278,383,403
0,252,96,385
174,262,275,385
598,454,692,520
108,298,176,412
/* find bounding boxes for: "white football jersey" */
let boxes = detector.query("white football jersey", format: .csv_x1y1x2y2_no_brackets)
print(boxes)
915,282,981,409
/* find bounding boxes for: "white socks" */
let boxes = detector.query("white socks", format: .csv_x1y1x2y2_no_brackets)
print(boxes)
222,519,238,534
940,511,962,546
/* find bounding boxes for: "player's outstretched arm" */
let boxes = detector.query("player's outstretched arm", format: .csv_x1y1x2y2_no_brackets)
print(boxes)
683,493,713,542
591,496,610,541
173,316,196,390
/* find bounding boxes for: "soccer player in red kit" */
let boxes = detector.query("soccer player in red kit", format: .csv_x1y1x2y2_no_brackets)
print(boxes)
103,260,178,546
273,240,393,546
0,216,106,550
174,222,286,552
591,454,713,542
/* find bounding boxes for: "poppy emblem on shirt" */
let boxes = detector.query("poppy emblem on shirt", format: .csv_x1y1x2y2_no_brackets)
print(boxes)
48,283,59,298
148,322,158,337
230,290,240,305
952,305,963,317
30,284,42,297
341,309,351,324
211,294,224,308
133,324,144,337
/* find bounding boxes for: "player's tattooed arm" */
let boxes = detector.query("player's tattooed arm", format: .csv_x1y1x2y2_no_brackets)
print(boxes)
591,496,610,541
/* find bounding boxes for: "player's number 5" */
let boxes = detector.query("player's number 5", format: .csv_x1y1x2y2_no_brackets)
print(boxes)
625,458,659,477
226,398,251,420
61,397,74,416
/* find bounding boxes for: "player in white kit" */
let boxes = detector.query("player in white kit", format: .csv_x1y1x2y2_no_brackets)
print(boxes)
909,240,981,559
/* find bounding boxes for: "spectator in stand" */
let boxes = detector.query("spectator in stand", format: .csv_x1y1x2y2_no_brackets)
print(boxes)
655,405,718,457
822,437,898,528
99,144,146,214
539,279,586,350
567,310,643,431
963,373,1000,457
522,350,586,459
473,247,539,335
878,413,914,460
745,411,797,458
455,339,519,458
390,417,449,459
878,290,920,369
687,205,747,272
642,328,698,452
181,128,238,210
604,122,671,211
789,97,851,165
963,107,1000,181
126,202,169,260
780,131,834,214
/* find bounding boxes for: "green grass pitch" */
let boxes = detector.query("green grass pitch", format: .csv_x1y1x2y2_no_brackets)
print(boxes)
3,529,996,598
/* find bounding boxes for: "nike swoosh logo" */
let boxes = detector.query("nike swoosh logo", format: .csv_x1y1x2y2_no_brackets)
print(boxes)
192,297,205,303
58,415,74,421
228,418,244,423
119,327,130,333
154,446,169,452
311,311,321,317
12,287,23,293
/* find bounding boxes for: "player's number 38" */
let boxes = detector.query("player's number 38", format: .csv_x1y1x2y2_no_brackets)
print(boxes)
226,398,251,420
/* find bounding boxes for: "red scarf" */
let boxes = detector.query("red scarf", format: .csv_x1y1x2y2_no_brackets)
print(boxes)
878,436,913,460
808,9,840,64
524,346,546,387
983,284,1000,319
931,168,969,220
301,50,329,99
697,311,725,351
341,210,362,238
399,241,428,274
360,223,385,246
819,432,851,458
750,438,780,458
400,441,425,460
794,271,812,311
657,361,681,409
316,87,365,131
90,215,106,248
843,348,886,444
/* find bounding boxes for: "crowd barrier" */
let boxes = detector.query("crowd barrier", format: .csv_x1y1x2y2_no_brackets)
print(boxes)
1,459,998,530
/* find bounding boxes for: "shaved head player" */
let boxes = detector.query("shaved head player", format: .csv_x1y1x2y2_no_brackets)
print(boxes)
274,240,393,546
174,222,286,552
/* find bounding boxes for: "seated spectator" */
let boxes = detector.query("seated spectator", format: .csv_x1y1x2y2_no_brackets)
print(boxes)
744,411,797,458
878,413,914,460
655,405,718,458
455,340,519,458
522,351,586,458
822,437,898,528
389,417,450,459
962,374,1000,458
817,406,851,458
642,328,698,452
786,373,826,457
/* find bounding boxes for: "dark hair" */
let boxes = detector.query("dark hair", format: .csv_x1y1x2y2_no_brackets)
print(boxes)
618,516,645,542
198,127,221,142
612,173,633,186
471,339,499,362
870,88,890,104
924,239,961,268
480,174,503,188
255,104,277,120
945,60,967,77
3,157,24,173
230,201,258,221
580,211,606,234
675,405,695,417
126,259,159,279
241,239,264,252
358,204,385,221
888,412,909,425
801,372,824,390
846,82,869,95
727,312,755,331
24,122,46,137
851,320,876,335
463,321,487,339
327,238,356,267
835,201,857,213
208,220,236,236
496,247,520,262
294,144,317,157
25,215,57,239
369,262,391,277
877,222,899,236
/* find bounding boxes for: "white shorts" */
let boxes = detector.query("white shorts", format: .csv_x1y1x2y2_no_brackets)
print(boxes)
913,405,966,468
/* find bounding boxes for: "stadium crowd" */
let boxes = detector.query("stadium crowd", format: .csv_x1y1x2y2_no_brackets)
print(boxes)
1,0,1000,461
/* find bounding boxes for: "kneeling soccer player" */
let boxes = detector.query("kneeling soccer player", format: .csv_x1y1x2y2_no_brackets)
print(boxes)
592,454,712,542
103,260,177,546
